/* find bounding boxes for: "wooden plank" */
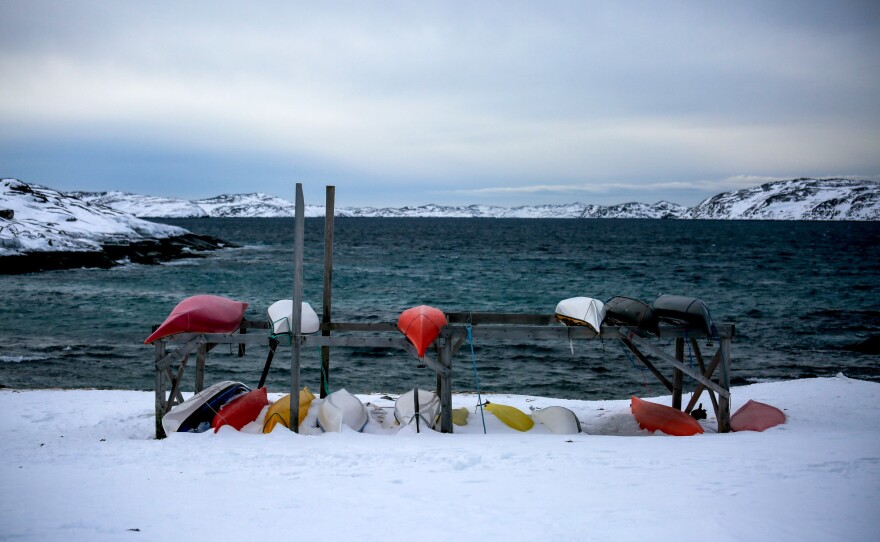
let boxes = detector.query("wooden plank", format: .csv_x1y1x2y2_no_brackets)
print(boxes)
321,186,335,398
685,339,719,416
718,336,732,433
195,343,206,393
154,341,167,439
166,353,190,412
672,337,684,409
446,312,558,325
620,338,674,392
162,333,269,346
621,328,731,399
438,338,453,433
290,182,305,433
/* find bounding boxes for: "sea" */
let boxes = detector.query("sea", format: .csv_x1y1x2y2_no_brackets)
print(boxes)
1,218,878,401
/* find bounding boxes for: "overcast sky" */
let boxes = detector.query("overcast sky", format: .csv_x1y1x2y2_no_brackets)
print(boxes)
1,1,878,207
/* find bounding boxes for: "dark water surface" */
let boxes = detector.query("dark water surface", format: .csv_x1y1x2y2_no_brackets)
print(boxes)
2,218,878,400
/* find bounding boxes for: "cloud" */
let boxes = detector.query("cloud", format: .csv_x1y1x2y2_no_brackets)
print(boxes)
1,1,879,205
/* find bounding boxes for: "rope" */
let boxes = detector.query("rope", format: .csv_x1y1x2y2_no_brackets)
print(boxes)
466,315,487,434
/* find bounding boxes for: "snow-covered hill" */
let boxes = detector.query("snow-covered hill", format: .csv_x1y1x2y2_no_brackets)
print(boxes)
1,179,230,273
70,190,208,218
688,178,880,220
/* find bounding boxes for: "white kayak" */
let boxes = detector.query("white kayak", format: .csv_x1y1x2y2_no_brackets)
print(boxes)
531,406,582,435
555,297,606,333
317,388,369,432
267,300,320,335
394,388,441,430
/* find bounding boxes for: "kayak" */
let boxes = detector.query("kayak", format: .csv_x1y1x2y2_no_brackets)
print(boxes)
262,387,317,433
631,396,704,436
531,406,582,434
651,295,714,336
730,399,786,432
161,381,250,434
485,402,534,432
212,387,269,433
317,388,369,432
604,296,659,336
394,388,441,430
397,305,447,358
451,407,469,426
555,297,606,333
267,299,320,335
145,294,248,344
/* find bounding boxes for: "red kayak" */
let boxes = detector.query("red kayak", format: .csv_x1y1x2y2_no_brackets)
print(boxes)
631,396,704,436
397,305,447,358
731,399,786,432
144,294,248,344
212,387,269,433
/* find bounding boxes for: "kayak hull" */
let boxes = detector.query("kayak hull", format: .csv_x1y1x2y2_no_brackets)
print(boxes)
397,305,447,358
262,387,317,433
162,381,250,434
317,388,368,432
485,402,534,432
651,295,714,336
604,296,659,336
731,399,786,432
145,294,248,344
394,388,441,429
531,406,582,434
631,396,704,436
212,387,269,433
555,297,606,333
267,300,320,335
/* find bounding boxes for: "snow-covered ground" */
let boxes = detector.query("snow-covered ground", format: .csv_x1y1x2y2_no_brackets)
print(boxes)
2,375,877,541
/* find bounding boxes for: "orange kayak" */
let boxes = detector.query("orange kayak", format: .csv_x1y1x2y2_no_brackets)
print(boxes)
397,305,447,358
731,399,786,432
631,396,704,436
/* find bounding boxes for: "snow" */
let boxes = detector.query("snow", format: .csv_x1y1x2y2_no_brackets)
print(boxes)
1,179,187,256
2,375,878,541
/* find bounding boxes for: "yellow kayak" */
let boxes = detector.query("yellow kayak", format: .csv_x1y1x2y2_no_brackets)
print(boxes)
451,407,469,426
262,387,316,433
485,402,534,432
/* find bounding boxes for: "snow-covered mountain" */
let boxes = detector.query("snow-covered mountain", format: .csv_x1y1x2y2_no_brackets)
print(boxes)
688,178,879,220
45,177,880,220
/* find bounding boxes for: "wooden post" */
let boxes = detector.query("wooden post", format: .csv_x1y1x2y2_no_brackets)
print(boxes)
718,335,732,433
321,186,335,398
154,341,167,439
289,183,305,433
438,337,453,433
672,337,684,409
195,343,206,392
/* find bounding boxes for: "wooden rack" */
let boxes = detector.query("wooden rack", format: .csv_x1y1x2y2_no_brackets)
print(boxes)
152,184,734,438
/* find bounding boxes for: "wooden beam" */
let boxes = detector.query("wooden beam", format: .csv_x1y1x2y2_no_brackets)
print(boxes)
672,337,684,409
718,336,732,433
619,338,674,392
154,341,167,439
685,338,719,417
321,185,335,398
195,343,206,392
620,328,731,399
437,338,453,433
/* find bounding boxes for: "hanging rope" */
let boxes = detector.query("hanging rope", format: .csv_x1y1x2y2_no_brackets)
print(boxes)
465,315,487,434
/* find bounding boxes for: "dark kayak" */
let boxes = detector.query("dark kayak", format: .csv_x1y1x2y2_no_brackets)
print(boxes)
651,295,714,336
603,296,659,336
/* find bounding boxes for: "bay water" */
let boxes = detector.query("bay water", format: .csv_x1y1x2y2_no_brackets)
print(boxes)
1,218,878,400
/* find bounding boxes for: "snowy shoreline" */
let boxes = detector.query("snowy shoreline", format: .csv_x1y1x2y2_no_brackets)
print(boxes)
2,375,877,541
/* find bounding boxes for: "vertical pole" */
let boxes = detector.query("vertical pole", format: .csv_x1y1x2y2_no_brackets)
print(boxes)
195,343,206,393
289,183,305,433
438,338,453,433
154,340,167,439
718,335,732,433
321,186,335,398
672,337,684,410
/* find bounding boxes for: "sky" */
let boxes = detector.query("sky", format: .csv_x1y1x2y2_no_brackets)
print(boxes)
1,1,879,208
